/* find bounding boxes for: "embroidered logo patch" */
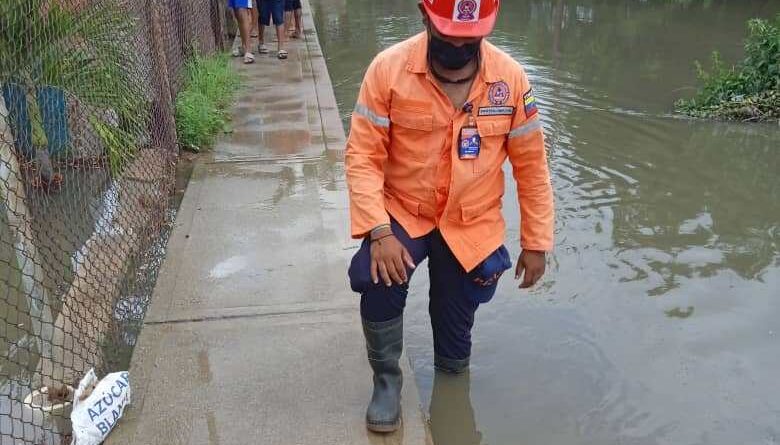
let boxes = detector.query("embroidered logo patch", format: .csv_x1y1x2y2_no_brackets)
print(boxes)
488,81,510,106
478,106,514,116
523,88,538,118
453,0,480,23
473,271,504,287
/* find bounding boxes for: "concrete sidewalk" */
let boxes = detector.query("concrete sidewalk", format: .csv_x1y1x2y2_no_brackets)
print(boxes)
106,4,431,445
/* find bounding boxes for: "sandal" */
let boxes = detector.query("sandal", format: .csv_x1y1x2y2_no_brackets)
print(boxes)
278,50,288,60
258,44,269,54
243,52,255,64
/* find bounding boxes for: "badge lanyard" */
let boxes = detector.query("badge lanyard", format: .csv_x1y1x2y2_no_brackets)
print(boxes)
458,103,480,160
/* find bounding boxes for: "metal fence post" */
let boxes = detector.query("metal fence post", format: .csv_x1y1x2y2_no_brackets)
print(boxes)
145,0,178,152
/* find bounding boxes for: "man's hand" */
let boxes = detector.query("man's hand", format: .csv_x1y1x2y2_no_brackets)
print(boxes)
371,235,416,286
515,250,546,289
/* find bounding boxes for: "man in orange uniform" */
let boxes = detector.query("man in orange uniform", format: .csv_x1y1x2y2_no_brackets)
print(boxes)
346,0,554,432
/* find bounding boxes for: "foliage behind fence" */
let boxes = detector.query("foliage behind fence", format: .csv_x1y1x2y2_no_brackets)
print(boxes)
0,0,225,442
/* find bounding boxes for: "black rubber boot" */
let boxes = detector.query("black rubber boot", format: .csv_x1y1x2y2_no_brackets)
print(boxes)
363,316,403,432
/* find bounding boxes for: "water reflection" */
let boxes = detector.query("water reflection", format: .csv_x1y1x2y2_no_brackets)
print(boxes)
311,0,780,444
497,0,780,112
429,370,482,445
545,112,780,296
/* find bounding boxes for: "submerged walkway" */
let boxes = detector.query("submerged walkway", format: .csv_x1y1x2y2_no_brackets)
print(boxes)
106,4,430,444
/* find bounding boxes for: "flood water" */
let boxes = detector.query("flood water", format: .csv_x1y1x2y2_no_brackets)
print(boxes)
310,1,780,444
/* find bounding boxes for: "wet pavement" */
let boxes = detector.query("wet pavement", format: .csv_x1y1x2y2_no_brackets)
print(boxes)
105,3,429,444
310,1,780,444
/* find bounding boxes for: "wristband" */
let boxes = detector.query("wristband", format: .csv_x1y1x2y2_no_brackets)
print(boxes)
370,233,394,243
370,224,391,236
370,226,392,241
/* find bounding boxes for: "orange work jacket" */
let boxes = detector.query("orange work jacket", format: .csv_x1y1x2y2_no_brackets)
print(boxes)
346,32,554,272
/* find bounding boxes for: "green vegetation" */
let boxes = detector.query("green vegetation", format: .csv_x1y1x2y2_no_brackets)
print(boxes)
175,53,240,152
676,15,780,122
0,0,148,172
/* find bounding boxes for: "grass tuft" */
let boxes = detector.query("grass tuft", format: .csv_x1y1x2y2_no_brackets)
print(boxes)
175,52,240,151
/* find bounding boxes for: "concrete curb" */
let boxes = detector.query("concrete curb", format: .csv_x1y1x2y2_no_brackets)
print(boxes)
103,2,432,444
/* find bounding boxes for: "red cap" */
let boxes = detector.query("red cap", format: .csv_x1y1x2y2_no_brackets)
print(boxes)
422,0,500,38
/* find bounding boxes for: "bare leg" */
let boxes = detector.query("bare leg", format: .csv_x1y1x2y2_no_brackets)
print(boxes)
285,10,293,36
234,8,252,53
251,0,259,36
232,9,243,53
294,8,303,38
258,22,269,53
276,24,285,54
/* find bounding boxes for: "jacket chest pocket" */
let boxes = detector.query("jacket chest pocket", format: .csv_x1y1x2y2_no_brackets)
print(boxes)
473,116,511,174
476,116,511,145
389,99,435,163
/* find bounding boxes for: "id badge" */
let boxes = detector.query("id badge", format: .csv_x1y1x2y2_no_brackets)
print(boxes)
459,126,481,160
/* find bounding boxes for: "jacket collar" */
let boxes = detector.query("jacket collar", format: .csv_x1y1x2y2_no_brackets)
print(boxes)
407,32,502,84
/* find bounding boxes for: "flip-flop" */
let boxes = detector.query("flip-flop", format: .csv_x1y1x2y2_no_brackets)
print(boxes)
244,52,256,64
258,44,269,54
277,50,288,60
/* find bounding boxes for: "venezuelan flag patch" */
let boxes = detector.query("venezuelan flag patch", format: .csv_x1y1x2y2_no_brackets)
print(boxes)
523,89,538,118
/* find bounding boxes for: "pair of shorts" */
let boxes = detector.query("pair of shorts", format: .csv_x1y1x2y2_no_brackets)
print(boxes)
227,0,252,9
285,0,302,11
260,0,284,26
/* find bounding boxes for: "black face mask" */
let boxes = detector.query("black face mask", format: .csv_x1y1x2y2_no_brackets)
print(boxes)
428,33,481,70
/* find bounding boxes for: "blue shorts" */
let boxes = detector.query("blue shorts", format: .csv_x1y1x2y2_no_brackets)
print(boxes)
285,0,301,11
260,0,284,26
227,0,252,9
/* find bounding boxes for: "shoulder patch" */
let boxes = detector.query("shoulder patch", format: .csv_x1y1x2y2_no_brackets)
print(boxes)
523,88,538,118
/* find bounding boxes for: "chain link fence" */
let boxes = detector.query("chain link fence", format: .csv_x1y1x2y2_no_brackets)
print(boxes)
1,0,226,442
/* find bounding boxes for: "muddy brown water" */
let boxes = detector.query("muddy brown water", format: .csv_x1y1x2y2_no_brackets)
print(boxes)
310,0,780,444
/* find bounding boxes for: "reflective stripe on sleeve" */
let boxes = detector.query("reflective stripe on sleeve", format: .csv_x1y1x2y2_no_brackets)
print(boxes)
353,103,390,128
508,118,542,139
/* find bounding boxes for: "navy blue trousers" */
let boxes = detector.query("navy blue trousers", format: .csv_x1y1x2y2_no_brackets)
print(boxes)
349,220,498,362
